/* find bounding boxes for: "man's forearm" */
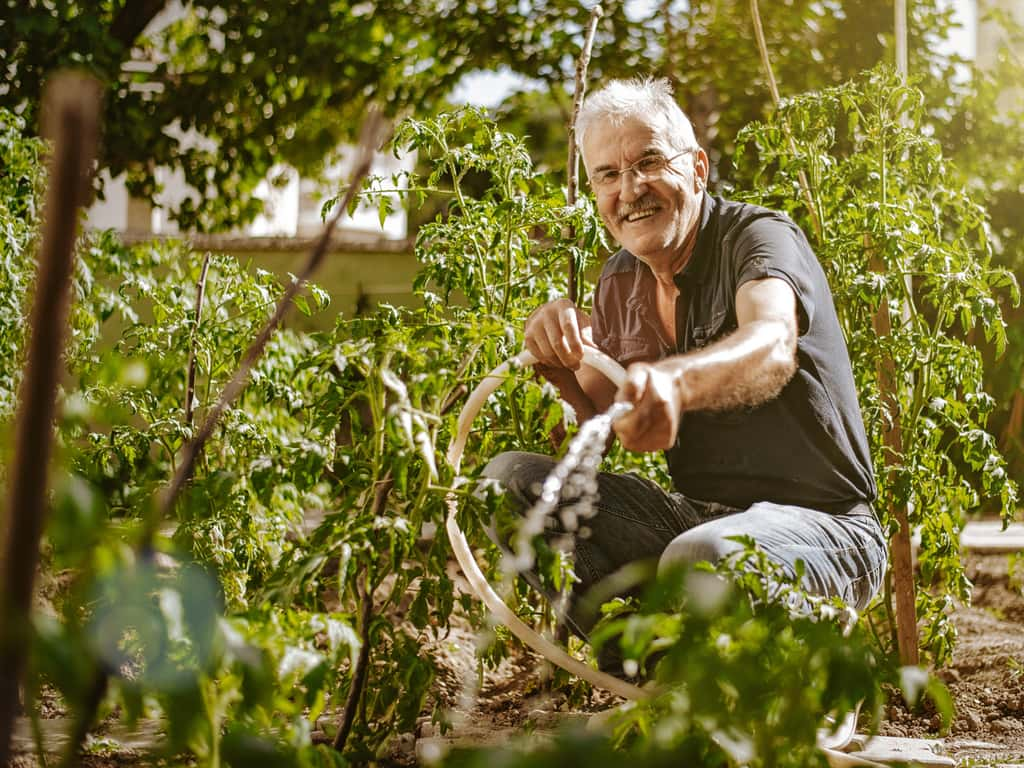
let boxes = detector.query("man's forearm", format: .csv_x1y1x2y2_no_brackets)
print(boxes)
664,319,797,413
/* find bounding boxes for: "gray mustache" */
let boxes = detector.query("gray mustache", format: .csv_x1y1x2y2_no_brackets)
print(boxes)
618,196,660,219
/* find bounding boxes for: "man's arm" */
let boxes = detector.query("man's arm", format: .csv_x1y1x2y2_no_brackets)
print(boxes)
613,277,799,453
524,299,618,421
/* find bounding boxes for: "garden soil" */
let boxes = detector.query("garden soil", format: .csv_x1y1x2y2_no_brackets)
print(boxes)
9,552,1024,767
418,549,1024,766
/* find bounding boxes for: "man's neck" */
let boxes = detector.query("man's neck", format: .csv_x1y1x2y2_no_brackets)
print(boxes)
647,223,700,290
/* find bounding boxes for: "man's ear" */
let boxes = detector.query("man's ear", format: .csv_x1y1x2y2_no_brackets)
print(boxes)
694,148,710,192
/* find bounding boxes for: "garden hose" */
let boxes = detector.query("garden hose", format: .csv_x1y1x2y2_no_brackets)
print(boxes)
445,347,646,701
444,348,867,761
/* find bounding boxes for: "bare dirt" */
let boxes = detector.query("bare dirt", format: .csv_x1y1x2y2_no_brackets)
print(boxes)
878,551,1024,765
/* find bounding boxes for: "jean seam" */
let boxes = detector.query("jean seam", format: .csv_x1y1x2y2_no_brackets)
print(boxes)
846,559,887,586
593,502,673,532
775,544,865,556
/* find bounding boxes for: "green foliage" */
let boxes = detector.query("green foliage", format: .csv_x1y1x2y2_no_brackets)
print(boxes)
733,66,1019,663
2,0,658,231
445,546,948,768
0,108,45,417
2,82,1010,767
5,105,597,764
595,549,894,768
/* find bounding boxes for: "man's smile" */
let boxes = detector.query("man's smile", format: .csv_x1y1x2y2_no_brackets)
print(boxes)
618,198,662,224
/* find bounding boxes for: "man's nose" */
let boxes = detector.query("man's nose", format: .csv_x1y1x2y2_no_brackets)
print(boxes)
619,169,647,200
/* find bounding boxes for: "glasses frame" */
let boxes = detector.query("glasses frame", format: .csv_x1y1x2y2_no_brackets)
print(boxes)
588,148,697,191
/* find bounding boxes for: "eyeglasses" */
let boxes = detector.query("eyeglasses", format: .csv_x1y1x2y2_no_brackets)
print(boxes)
589,149,696,190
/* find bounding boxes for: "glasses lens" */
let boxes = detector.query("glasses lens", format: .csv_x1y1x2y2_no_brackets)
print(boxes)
592,151,690,188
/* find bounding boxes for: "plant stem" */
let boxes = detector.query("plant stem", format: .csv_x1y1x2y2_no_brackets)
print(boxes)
0,73,101,768
565,4,602,306
185,252,212,426
333,474,393,753
332,577,373,752
59,669,107,768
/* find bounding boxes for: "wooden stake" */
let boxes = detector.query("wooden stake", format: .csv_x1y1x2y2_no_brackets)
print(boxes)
889,0,919,666
0,72,101,768
565,4,602,306
870,252,919,666
749,0,823,245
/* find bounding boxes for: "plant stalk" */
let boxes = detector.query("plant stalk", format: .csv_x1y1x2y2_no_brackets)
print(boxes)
333,474,393,753
749,0,823,245
185,252,212,426
0,72,101,768
565,4,602,306
59,670,107,768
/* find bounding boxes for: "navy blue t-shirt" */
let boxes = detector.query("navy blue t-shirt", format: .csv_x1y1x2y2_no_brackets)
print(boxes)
591,193,876,514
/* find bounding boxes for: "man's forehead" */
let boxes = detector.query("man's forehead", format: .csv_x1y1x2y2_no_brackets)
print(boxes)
585,113,671,151
583,117,675,167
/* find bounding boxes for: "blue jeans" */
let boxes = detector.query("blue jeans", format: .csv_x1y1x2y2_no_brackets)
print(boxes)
482,451,888,638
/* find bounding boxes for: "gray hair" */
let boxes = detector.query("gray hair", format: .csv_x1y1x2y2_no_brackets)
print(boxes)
576,77,698,154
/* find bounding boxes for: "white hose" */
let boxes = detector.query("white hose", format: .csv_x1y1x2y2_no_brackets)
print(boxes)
444,348,864,753
445,347,647,700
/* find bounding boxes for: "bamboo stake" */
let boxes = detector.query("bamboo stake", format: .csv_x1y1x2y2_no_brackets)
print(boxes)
895,0,909,80
662,0,677,82
871,254,919,666
887,0,919,666
565,4,603,306
0,72,101,768
184,252,212,426
153,109,387,536
749,0,823,245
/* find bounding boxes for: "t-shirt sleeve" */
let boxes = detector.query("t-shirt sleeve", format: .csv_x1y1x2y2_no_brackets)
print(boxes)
731,214,816,335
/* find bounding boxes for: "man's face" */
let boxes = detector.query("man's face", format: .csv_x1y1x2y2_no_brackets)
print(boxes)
583,115,707,271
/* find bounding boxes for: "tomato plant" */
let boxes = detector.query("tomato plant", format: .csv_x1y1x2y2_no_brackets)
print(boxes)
0,73,1012,766
732,66,1020,663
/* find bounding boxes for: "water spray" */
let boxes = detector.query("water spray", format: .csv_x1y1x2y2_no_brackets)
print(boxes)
445,347,648,700
444,349,863,760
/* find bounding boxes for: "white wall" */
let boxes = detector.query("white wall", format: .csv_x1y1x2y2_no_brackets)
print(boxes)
85,148,414,242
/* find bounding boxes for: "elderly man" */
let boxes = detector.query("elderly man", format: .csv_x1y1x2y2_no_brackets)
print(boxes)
483,77,886,648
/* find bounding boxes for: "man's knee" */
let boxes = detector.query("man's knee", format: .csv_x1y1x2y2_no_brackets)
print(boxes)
479,451,554,504
657,527,743,575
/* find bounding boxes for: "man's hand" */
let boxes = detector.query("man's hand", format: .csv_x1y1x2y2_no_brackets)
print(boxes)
524,299,590,370
613,361,685,452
